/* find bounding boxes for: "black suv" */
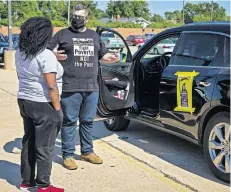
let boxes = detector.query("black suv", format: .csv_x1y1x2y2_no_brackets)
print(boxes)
95,22,230,183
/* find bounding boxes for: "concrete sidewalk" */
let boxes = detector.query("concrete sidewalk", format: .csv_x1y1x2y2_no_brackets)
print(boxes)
0,69,192,192
0,69,229,192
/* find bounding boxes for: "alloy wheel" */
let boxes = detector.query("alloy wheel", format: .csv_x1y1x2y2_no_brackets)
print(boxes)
106,118,116,125
208,123,231,173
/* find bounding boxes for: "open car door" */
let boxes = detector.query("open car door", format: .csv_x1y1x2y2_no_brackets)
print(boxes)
95,27,135,120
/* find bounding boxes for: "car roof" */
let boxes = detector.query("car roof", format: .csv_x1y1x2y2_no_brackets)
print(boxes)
164,21,230,35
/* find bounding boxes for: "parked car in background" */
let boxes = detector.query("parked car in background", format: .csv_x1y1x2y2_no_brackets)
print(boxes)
101,32,125,49
95,22,230,183
5,34,19,50
144,33,155,40
138,37,177,54
126,35,146,46
0,33,8,62
152,37,178,55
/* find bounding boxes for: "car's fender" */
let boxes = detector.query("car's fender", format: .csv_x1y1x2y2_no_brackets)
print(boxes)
198,104,230,147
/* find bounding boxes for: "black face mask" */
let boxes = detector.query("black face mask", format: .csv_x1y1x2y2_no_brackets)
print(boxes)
71,18,85,31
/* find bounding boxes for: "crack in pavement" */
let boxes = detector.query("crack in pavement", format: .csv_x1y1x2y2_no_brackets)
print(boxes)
0,88,17,97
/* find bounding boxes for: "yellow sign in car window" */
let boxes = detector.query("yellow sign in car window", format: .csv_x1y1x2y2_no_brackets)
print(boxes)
174,71,199,114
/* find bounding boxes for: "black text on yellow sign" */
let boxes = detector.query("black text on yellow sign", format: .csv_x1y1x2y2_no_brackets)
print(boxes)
174,71,199,114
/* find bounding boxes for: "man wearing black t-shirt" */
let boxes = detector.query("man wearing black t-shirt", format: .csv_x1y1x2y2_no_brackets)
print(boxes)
47,4,120,170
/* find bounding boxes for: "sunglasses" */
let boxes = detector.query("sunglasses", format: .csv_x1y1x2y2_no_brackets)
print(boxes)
72,15,87,21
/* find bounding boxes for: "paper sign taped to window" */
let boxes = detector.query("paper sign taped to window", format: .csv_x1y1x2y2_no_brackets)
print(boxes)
174,71,199,114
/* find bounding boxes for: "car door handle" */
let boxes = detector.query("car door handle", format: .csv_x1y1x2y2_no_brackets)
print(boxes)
197,81,211,87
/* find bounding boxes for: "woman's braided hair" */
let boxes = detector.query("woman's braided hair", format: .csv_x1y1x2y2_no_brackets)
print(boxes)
19,17,53,60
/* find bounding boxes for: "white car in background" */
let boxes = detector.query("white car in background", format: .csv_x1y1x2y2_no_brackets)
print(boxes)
138,37,178,55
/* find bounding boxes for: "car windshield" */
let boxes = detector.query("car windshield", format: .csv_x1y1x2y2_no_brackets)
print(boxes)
135,35,143,39
102,33,115,38
0,34,6,42
160,38,177,44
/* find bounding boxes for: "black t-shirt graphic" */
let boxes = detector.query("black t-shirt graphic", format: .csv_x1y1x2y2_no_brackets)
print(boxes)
47,28,107,92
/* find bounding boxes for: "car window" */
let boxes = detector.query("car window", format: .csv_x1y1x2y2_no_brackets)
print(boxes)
127,36,132,40
100,31,128,64
142,36,179,59
170,33,226,67
224,37,230,67
0,34,5,42
134,35,143,39
101,33,115,38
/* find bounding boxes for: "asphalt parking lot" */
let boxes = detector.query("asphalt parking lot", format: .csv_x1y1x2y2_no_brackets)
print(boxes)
0,66,230,192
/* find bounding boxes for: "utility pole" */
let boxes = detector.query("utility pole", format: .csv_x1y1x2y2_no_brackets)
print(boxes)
8,0,12,50
210,0,214,21
67,0,70,25
182,0,185,24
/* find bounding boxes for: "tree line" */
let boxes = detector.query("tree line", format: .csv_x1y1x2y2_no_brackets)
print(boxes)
0,0,229,28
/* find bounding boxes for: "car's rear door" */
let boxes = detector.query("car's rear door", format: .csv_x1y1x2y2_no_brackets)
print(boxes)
95,27,135,120
158,31,227,139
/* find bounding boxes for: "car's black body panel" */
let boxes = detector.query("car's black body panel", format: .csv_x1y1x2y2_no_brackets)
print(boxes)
125,114,199,145
157,66,222,140
97,22,230,182
97,22,230,145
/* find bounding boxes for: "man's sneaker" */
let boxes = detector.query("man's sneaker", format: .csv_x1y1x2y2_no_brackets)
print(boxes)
63,157,78,170
80,153,103,164
20,183,34,191
37,185,64,192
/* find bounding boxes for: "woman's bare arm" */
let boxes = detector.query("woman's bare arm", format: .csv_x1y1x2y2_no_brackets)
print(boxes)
43,73,61,111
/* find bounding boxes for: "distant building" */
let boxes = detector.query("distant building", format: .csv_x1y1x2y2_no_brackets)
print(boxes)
99,16,151,28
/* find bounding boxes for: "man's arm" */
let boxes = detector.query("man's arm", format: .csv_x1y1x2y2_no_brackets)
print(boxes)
47,30,67,61
98,36,120,64
101,52,120,63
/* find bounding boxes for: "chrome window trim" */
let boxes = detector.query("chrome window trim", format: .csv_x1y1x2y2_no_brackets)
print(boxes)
182,31,230,38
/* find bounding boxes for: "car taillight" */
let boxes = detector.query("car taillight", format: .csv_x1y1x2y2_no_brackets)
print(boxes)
107,40,110,44
162,45,170,48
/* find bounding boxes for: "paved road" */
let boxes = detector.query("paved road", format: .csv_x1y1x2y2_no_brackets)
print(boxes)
0,69,229,192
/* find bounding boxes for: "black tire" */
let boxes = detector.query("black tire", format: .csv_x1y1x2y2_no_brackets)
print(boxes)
203,112,230,183
104,116,130,131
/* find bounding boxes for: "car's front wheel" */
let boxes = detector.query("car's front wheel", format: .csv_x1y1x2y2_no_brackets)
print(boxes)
203,112,230,183
104,116,130,131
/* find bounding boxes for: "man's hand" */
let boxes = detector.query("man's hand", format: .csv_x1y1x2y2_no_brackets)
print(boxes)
101,52,120,64
53,50,67,61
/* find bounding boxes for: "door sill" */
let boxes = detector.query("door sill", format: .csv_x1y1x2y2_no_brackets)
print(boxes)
125,113,198,145
94,115,109,122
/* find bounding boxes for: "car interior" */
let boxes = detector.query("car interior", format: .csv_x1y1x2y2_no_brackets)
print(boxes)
134,35,179,118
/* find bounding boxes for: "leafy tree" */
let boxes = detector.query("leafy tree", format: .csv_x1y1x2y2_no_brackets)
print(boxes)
106,0,150,20
151,14,164,22
0,1,7,20
164,11,175,20
184,2,227,22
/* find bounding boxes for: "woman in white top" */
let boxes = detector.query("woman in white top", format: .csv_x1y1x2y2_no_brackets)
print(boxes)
15,17,64,192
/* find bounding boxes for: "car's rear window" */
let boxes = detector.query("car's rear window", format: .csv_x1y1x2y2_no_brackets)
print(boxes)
171,33,226,67
101,33,115,38
135,35,143,38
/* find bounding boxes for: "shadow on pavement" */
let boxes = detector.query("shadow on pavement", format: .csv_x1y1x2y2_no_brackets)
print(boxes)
0,160,21,188
3,121,229,188
3,138,22,153
92,121,229,187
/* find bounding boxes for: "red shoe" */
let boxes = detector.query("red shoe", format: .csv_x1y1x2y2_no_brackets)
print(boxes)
20,183,34,191
37,185,64,192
